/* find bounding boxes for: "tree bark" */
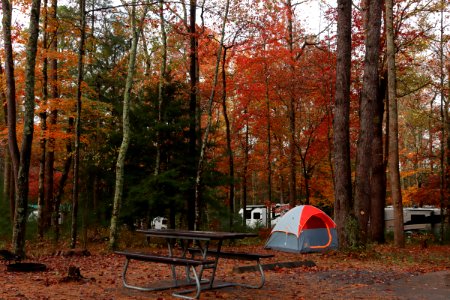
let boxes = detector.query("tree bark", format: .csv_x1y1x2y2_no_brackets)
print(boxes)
439,3,448,244
386,0,404,248
354,0,382,245
1,0,19,185
12,0,41,257
9,166,15,220
37,0,49,239
242,111,249,228
221,46,235,230
370,73,387,243
45,0,59,231
71,0,86,249
0,60,14,221
109,1,144,248
37,111,47,238
3,155,12,220
447,64,450,239
187,0,198,230
265,55,272,227
53,117,73,241
286,0,297,208
154,0,167,176
333,0,353,249
302,165,310,205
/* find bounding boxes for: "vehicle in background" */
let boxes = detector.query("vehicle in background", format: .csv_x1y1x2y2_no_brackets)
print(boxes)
28,204,64,224
384,206,442,232
151,216,168,229
238,204,290,228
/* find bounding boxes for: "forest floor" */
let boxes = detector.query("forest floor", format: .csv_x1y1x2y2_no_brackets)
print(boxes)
0,235,449,300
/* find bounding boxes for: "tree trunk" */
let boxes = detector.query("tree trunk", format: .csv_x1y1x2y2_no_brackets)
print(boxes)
0,60,14,221
109,1,143,249
53,117,73,241
354,0,381,245
354,0,382,245
242,112,249,228
194,0,230,230
12,0,41,257
221,46,235,230
1,0,19,185
37,111,47,238
386,0,404,248
46,0,59,231
37,0,48,239
187,0,198,230
82,181,88,250
9,167,15,220
3,154,12,220
447,64,450,239
286,0,297,208
154,0,167,176
0,59,7,122
71,0,86,249
288,47,297,206
429,98,434,173
333,0,353,249
265,58,272,228
370,73,387,243
440,4,448,244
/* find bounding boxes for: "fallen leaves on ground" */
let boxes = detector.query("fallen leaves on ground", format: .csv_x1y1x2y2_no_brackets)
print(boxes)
0,243,448,299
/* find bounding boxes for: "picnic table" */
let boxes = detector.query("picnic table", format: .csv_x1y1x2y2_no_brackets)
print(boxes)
115,229,274,299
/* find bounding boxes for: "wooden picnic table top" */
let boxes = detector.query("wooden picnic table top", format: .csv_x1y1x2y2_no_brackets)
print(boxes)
136,229,258,241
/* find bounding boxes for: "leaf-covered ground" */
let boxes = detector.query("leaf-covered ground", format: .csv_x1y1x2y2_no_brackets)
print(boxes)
1,242,449,299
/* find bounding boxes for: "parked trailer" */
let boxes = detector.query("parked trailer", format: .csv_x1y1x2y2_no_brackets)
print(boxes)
238,204,289,228
151,216,168,229
384,206,442,232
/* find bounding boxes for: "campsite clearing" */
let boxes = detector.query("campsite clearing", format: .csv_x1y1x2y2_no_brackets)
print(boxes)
0,242,448,299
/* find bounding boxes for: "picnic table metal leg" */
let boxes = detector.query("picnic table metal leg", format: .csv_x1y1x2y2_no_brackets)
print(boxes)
204,257,267,290
188,240,220,288
172,265,202,300
196,240,210,281
180,239,207,285
121,258,133,289
121,258,179,292
120,257,207,295
234,259,266,289
167,239,178,284
204,240,221,288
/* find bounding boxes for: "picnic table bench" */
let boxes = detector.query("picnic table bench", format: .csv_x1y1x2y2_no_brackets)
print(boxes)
188,248,274,260
115,250,215,299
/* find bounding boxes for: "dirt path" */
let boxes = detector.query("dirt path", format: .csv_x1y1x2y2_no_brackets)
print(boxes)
379,270,450,300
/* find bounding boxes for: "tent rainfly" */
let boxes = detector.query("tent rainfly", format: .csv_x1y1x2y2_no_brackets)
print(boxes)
264,205,338,253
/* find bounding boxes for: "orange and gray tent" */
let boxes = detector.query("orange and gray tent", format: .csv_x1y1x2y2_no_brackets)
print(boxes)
265,205,338,253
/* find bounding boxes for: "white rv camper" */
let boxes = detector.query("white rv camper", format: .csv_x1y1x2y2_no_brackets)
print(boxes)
384,206,442,232
238,204,288,228
151,216,168,229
